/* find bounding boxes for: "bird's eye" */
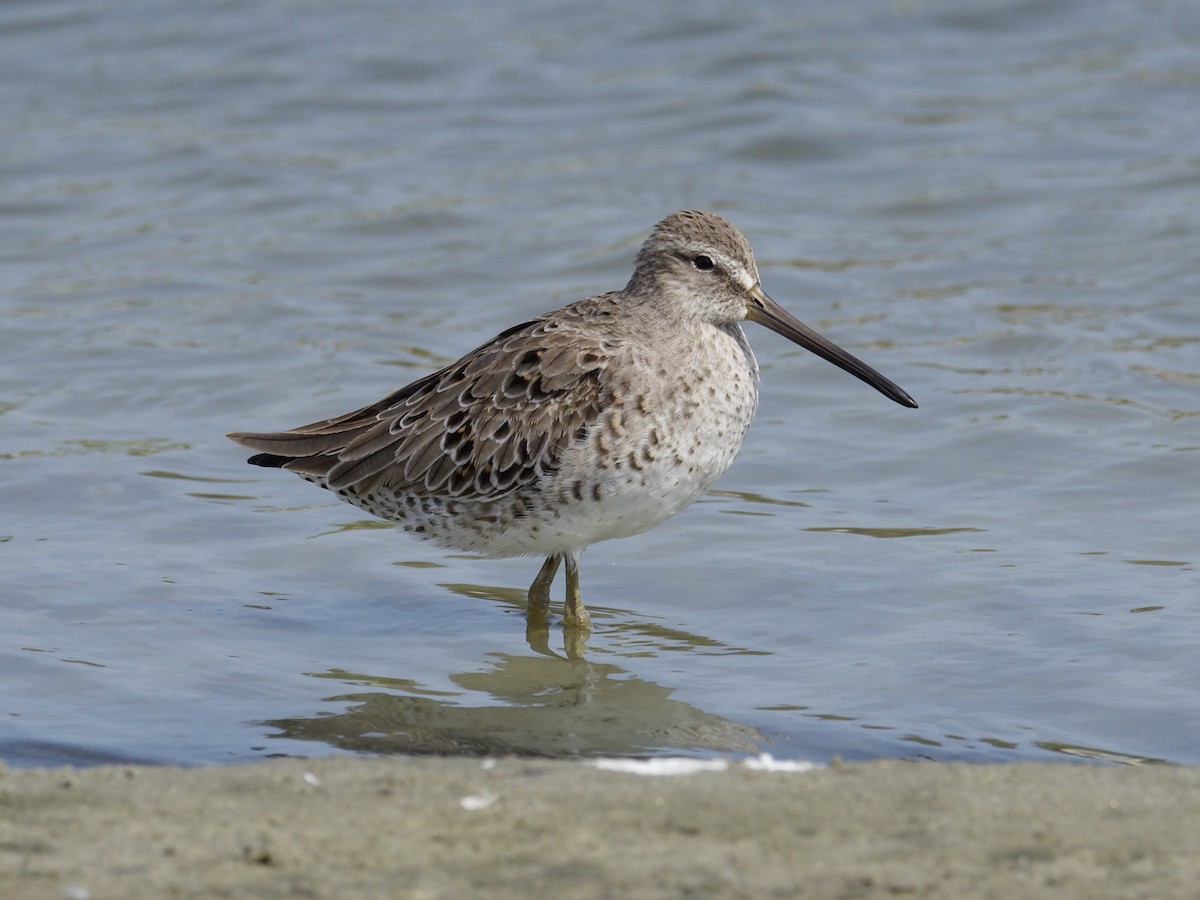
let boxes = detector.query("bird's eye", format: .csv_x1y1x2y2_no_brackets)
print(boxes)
691,255,715,271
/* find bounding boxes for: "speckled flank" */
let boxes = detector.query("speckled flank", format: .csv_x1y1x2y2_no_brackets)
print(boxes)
228,210,914,627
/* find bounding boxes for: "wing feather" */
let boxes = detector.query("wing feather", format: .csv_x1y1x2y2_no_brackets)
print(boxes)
227,297,620,502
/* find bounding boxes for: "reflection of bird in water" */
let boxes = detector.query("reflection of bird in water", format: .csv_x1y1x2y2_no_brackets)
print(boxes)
266,651,766,758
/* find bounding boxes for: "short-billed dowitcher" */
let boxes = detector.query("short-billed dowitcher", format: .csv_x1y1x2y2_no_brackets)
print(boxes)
228,210,916,629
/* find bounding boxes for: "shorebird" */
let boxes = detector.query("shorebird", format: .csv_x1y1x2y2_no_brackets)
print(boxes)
228,210,916,629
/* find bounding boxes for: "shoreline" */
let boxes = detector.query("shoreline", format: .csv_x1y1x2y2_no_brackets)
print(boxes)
3,755,1198,898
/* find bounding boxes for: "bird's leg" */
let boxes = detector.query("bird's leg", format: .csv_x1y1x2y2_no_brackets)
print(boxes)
527,554,560,618
562,552,592,631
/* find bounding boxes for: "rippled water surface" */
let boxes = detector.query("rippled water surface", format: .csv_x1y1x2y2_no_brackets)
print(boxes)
3,0,1198,767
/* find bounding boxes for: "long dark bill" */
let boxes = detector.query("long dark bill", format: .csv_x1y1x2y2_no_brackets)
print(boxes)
747,287,918,409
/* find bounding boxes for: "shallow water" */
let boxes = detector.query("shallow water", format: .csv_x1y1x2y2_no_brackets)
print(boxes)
3,0,1198,767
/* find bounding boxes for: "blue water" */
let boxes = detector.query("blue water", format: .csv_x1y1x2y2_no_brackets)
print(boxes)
3,0,1198,767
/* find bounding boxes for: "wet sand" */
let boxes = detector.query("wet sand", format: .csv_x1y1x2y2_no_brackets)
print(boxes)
2,756,1198,899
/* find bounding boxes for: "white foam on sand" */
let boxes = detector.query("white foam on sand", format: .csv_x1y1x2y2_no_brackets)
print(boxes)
589,754,821,776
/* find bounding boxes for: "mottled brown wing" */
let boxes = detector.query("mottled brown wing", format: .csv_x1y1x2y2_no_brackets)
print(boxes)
227,307,614,501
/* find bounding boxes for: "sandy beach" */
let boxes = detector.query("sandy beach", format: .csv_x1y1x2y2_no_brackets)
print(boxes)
2,756,1198,898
